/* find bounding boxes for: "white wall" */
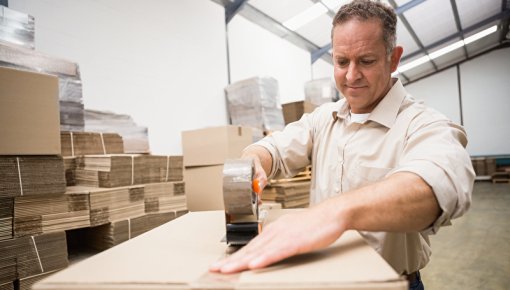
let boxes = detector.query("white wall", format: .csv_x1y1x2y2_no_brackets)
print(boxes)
312,58,334,80
405,67,461,124
460,48,510,156
404,47,510,156
11,0,229,155
228,16,313,104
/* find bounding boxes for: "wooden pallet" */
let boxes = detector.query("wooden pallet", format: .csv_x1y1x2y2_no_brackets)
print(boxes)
269,166,312,184
491,172,510,184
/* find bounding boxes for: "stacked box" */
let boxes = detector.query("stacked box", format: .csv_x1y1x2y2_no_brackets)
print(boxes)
0,42,84,131
182,126,252,211
282,100,315,125
304,77,339,107
225,77,285,132
0,6,35,49
85,109,150,154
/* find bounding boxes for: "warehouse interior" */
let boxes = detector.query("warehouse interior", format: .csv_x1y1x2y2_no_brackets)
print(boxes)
0,0,509,289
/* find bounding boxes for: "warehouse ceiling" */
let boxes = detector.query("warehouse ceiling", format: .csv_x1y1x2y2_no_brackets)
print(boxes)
212,0,510,84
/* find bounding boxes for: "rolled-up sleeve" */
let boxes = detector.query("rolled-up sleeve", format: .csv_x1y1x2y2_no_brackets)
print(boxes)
248,114,315,180
392,117,475,235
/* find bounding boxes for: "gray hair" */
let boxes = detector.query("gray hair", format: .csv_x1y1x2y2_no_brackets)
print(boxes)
331,0,397,55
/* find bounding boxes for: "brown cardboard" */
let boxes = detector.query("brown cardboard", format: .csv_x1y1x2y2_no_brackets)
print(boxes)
185,165,225,211
0,66,60,155
33,210,406,290
282,100,315,125
182,125,253,167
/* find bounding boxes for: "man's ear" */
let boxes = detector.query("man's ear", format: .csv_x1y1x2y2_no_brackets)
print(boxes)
390,46,404,73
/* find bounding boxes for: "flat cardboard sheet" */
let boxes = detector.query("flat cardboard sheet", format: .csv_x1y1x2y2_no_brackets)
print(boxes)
0,66,60,155
34,210,406,290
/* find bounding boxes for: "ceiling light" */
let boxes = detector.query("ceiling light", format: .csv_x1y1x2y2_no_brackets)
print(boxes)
282,3,327,31
428,40,464,59
463,25,498,45
396,25,498,74
397,55,431,73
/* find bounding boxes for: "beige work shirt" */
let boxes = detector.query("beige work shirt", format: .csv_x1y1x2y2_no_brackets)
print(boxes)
252,78,474,274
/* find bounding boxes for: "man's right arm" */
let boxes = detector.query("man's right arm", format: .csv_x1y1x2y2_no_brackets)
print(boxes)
241,145,273,191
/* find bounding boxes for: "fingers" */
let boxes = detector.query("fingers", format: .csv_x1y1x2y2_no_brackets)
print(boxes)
209,221,299,274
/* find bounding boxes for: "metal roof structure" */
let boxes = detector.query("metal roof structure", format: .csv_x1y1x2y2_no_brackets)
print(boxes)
213,0,510,84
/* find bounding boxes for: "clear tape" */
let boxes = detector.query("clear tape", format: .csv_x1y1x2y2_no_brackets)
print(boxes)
70,132,75,157
31,236,44,273
100,132,106,154
131,155,134,185
16,157,23,196
165,156,170,182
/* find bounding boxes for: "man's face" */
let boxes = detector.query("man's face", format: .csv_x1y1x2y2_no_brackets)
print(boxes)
332,19,402,114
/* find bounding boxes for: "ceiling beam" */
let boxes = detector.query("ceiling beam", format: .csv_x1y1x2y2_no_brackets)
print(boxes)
389,0,438,71
211,0,333,65
225,0,248,24
450,0,469,57
394,0,427,15
402,8,510,62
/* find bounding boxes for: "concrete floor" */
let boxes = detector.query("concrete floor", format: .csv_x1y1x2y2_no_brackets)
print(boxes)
421,182,510,289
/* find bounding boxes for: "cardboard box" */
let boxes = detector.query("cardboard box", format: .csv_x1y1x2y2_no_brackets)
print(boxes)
182,125,252,167
33,210,407,290
185,165,224,211
282,100,315,125
0,66,60,155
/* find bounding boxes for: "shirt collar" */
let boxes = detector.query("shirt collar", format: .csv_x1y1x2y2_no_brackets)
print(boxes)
332,78,406,128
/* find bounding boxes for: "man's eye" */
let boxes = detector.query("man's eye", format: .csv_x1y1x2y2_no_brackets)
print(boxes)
361,59,376,65
337,60,348,67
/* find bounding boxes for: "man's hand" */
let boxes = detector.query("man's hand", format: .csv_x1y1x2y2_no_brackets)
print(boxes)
209,203,347,274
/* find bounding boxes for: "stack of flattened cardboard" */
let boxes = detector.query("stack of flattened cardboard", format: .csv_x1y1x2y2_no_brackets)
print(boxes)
66,186,145,227
60,131,124,157
76,211,177,251
0,232,68,286
0,238,17,285
262,180,311,209
0,282,13,290
63,157,76,186
0,6,35,50
17,232,68,280
75,155,137,188
225,77,285,133
144,182,186,214
75,155,182,188
84,109,150,154
0,156,66,198
0,198,13,241
148,155,183,183
13,192,90,237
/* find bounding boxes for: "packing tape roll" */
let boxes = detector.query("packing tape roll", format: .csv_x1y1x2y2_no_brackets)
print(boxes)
222,159,257,216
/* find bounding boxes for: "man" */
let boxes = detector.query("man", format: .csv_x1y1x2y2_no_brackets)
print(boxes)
210,1,474,289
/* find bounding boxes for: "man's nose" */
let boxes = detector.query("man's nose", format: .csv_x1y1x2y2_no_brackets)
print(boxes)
346,63,361,81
